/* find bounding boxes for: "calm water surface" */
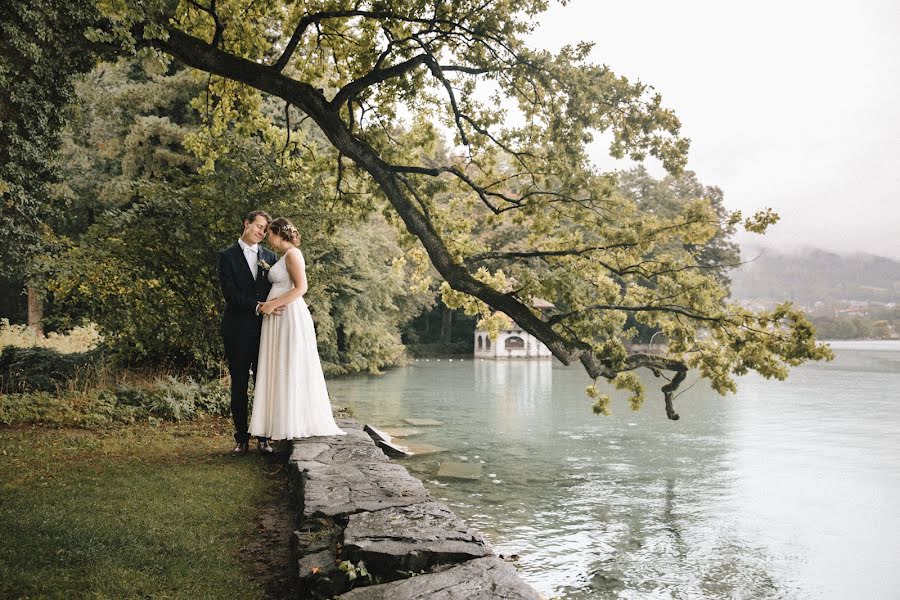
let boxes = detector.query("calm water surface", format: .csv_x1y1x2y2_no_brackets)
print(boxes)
327,341,900,599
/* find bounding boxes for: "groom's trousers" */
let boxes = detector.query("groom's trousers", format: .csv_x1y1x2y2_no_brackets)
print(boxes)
224,331,262,444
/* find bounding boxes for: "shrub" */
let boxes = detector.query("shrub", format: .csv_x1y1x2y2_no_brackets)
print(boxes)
0,377,230,427
116,376,229,421
0,318,102,353
0,346,106,394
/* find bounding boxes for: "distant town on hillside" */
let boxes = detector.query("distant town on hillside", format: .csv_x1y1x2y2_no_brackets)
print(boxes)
729,247,900,340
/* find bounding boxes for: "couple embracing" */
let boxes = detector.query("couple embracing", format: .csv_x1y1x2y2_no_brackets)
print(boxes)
218,210,344,456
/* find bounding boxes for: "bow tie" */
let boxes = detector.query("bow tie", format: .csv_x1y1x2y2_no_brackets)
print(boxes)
243,245,258,253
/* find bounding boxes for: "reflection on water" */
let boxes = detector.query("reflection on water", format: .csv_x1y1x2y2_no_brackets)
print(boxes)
328,343,900,599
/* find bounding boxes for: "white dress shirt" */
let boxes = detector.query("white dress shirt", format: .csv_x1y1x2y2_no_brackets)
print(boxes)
238,238,258,279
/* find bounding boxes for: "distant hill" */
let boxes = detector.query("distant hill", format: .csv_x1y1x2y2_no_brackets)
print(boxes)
728,247,900,304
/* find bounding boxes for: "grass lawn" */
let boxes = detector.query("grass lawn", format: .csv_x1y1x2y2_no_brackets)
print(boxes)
0,417,292,599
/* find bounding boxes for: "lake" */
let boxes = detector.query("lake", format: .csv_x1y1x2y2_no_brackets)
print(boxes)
327,341,900,599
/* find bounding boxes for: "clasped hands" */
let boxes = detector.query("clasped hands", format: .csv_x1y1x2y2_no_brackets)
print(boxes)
257,300,285,316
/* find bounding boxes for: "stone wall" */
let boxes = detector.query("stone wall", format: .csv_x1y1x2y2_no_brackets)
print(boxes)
288,419,540,599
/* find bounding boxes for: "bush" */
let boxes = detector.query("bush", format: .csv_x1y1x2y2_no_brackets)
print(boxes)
45,146,432,377
116,376,230,421
0,377,230,427
0,319,102,353
0,346,106,394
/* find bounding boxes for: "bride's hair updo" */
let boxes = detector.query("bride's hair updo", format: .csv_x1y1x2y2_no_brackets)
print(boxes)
268,217,300,245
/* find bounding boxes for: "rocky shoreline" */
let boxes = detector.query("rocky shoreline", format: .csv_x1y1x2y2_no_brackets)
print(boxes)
287,419,539,599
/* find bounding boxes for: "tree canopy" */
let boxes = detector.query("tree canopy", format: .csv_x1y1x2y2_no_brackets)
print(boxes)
35,55,431,375
76,0,833,417
0,0,108,278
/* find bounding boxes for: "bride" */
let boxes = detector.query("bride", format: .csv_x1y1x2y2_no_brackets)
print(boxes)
249,217,345,442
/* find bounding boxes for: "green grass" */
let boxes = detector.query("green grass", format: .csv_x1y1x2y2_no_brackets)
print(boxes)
0,417,282,599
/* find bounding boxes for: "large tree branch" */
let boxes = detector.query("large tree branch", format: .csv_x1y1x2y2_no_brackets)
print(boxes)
143,24,700,420
548,303,726,326
273,10,391,72
145,25,577,353
414,38,469,147
330,53,430,109
272,8,504,72
465,243,638,265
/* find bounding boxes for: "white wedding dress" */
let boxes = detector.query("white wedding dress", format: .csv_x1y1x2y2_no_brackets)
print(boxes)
249,248,345,440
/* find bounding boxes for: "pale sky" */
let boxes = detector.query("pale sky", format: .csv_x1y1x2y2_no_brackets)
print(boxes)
528,0,900,259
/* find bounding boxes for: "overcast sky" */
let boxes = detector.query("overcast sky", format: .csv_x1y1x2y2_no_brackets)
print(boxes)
527,0,900,259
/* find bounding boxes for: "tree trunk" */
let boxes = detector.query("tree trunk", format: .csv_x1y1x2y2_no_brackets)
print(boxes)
440,307,453,344
27,284,43,337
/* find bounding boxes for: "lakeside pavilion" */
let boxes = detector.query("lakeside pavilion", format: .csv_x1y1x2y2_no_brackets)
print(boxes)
473,298,554,359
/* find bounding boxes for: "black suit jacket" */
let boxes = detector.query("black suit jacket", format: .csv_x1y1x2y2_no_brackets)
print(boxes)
218,242,277,337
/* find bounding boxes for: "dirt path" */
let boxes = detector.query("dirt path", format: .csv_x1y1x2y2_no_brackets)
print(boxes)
242,451,297,599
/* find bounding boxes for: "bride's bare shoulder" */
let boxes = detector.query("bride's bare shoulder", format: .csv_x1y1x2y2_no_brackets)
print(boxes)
284,246,304,263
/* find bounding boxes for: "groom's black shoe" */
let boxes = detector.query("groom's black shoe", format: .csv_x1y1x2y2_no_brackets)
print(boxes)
231,441,249,456
258,440,275,455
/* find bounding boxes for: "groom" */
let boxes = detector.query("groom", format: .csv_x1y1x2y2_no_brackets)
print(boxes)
218,210,280,455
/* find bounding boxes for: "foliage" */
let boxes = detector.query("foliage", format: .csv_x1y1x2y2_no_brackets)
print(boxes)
617,166,741,284
114,376,230,421
0,345,106,394
0,0,107,279
337,559,372,584
86,1,832,417
46,141,430,373
52,59,203,238
309,213,434,374
0,420,275,599
811,315,897,340
0,376,229,426
611,167,741,343
46,173,242,372
28,55,430,374
31,58,206,334
0,318,101,353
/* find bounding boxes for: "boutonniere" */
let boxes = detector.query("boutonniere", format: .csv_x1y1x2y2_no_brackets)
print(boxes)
257,259,271,272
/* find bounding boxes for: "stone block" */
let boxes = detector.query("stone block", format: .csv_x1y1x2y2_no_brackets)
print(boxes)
336,557,540,599
295,460,429,519
363,423,390,443
342,501,491,578
375,438,414,459
363,424,413,458
291,525,346,599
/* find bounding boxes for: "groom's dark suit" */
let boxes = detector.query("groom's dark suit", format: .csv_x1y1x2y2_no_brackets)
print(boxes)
218,242,278,443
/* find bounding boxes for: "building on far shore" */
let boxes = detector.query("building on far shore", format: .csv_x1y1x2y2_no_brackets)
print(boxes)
474,299,554,359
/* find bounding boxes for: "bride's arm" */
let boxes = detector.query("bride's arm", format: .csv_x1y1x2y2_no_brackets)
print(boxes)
258,249,307,314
